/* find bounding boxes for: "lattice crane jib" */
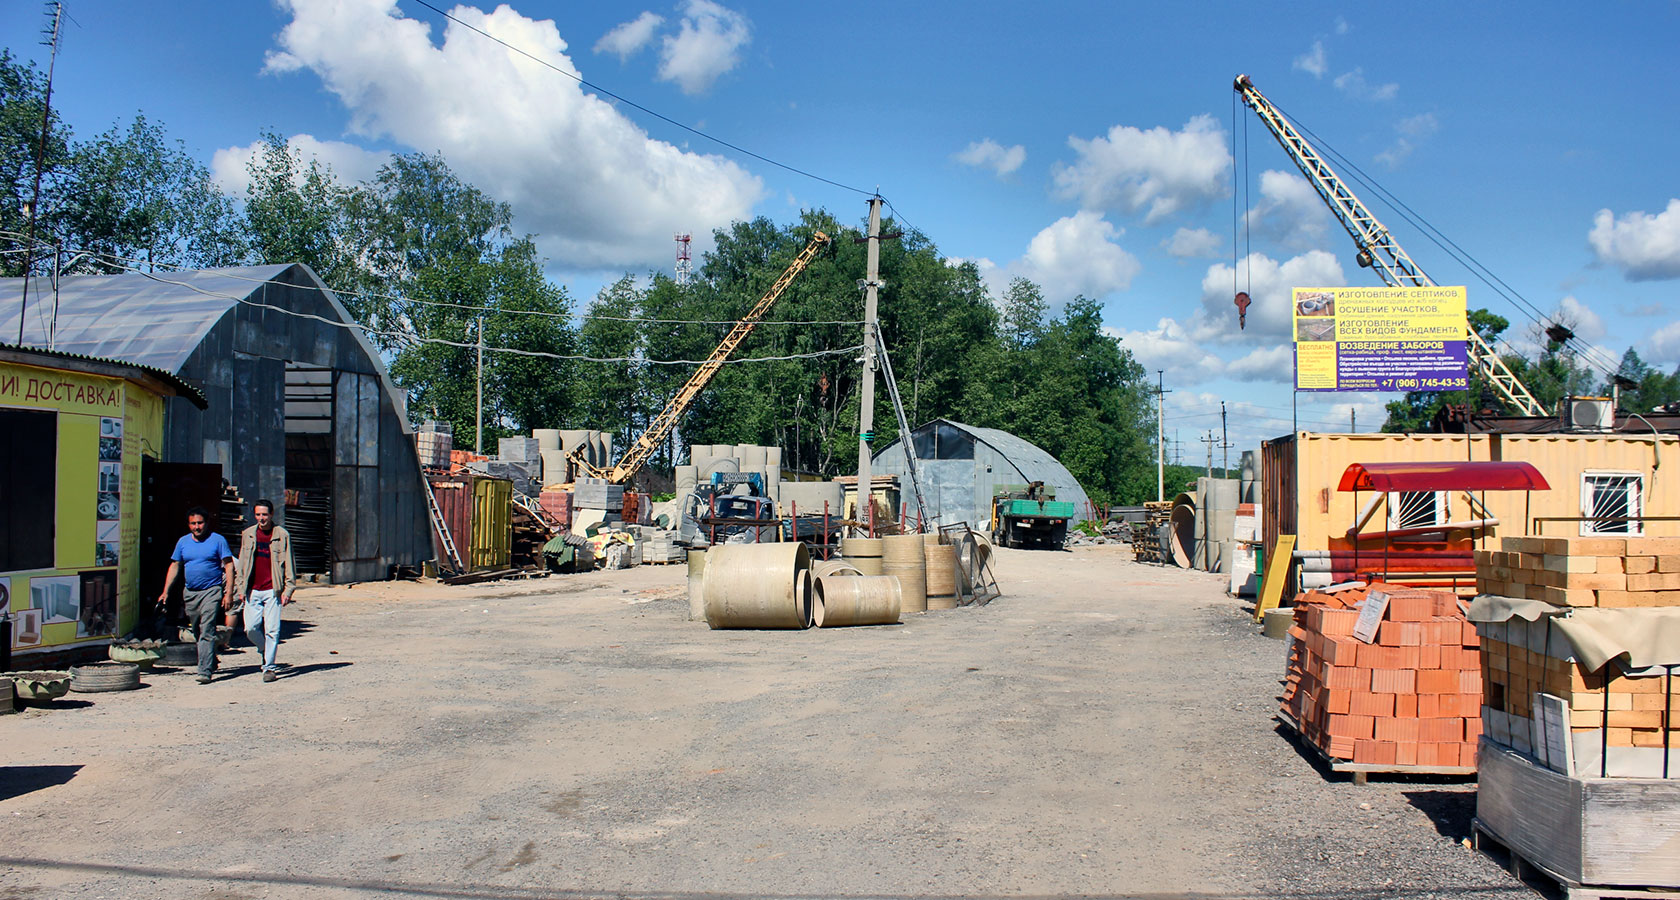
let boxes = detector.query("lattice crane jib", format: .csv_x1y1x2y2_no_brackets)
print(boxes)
567,231,832,486
1233,75,1549,417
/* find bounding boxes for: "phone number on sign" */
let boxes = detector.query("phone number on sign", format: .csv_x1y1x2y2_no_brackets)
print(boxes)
1389,377,1469,390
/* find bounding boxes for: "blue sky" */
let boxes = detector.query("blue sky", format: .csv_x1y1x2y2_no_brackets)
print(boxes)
4,1,1678,455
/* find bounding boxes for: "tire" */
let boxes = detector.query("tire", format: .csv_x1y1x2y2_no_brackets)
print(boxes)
162,642,198,667
70,661,141,693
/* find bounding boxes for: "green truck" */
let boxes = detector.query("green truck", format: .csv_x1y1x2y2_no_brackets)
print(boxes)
991,482,1075,549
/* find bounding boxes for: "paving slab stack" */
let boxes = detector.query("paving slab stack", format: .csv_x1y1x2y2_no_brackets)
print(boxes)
1468,536,1680,893
1281,583,1483,768
575,478,625,512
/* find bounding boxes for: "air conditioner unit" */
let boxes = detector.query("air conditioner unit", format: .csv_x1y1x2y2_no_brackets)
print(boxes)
1564,396,1614,432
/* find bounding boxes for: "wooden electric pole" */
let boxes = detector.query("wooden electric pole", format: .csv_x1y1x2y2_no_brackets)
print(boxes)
475,315,484,454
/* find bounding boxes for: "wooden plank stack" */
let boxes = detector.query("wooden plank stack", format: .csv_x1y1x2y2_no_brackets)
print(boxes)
1282,583,1483,768
1475,536,1680,608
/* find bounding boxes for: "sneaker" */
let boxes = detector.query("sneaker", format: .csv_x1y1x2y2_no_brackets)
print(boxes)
196,674,212,684
262,671,277,683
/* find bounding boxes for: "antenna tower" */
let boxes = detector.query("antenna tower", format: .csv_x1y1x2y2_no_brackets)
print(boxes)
674,233,693,286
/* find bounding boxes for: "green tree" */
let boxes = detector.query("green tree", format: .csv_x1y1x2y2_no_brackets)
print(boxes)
361,153,574,442
0,50,71,276
59,114,244,272
1383,308,1517,431
1605,348,1680,413
242,132,373,306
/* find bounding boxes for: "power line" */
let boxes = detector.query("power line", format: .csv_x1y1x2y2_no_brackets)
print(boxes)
406,0,874,199
23,242,866,327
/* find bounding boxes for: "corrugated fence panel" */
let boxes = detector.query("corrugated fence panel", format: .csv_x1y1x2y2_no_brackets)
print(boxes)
471,477,511,571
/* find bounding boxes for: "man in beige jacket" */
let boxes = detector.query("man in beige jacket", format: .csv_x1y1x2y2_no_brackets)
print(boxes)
234,499,296,682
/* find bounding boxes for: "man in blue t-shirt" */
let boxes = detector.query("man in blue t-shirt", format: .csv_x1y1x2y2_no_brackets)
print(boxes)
156,507,235,683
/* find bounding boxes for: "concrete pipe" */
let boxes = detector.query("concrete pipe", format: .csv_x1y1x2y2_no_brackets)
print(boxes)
815,575,901,627
882,534,927,613
702,542,811,629
560,430,590,476
796,568,814,629
533,429,562,451
925,543,958,608
812,559,864,578
687,549,708,622
675,465,699,492
702,457,739,479
739,445,768,469
766,446,783,466
1204,478,1240,511
600,434,613,468
840,536,884,576
1169,495,1197,569
540,449,568,488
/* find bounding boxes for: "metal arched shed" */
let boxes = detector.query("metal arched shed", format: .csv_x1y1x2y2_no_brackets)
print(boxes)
1,263,431,583
870,419,1093,530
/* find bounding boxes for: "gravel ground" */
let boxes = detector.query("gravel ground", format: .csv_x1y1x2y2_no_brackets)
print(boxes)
1,544,1542,900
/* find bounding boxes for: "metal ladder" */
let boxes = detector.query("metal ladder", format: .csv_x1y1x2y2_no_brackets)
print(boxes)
426,481,464,572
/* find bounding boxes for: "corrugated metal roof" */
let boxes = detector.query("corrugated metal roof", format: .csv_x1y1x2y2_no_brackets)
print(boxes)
0,343,208,408
0,265,295,373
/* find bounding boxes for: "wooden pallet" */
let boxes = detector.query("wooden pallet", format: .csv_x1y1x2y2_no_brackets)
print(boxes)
1473,818,1680,900
1275,711,1478,784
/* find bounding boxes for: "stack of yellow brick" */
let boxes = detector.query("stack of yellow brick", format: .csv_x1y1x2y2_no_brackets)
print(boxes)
1477,614,1680,753
1474,536,1680,608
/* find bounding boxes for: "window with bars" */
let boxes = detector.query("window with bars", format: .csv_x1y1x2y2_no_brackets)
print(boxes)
1580,473,1643,536
1386,490,1447,530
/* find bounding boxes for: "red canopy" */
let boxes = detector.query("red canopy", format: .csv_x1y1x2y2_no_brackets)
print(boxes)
1336,461,1550,493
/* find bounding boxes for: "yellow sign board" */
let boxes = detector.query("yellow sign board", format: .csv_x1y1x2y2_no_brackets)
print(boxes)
1292,286,1469,392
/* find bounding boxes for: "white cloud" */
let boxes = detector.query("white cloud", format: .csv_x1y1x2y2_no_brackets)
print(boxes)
1588,199,1680,281
1225,345,1295,383
1162,227,1222,259
1556,295,1606,343
1375,112,1438,168
657,0,750,95
1051,115,1231,224
953,138,1026,177
1193,250,1346,341
209,134,389,194
261,0,763,271
1244,169,1331,249
595,11,663,60
1333,68,1398,101
1104,318,1226,387
1014,211,1142,302
1646,320,1680,367
1334,16,1350,35
1293,40,1327,78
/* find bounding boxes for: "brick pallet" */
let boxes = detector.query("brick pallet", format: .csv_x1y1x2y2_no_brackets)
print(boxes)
1280,583,1483,779
1475,536,1680,608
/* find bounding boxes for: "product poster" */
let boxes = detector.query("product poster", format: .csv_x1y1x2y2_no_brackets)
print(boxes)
1292,286,1469,392
97,416,123,566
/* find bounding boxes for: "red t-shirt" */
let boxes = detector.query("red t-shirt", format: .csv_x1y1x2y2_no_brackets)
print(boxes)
252,529,274,592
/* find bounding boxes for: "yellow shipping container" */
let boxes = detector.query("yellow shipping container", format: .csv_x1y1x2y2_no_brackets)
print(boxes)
1263,431,1680,598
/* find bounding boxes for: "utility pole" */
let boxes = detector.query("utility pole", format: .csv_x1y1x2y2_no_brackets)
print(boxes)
475,315,484,454
1220,402,1230,475
1155,370,1170,502
18,1,63,345
854,197,883,528
1351,408,1357,433
1201,430,1216,479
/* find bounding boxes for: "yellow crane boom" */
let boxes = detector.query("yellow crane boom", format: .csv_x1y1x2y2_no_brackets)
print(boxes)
1233,74,1549,417
569,230,831,485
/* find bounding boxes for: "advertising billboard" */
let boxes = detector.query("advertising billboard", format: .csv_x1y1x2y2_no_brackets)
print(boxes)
1292,286,1469,392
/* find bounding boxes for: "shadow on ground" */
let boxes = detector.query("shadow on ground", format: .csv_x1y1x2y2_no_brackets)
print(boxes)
0,765,82,802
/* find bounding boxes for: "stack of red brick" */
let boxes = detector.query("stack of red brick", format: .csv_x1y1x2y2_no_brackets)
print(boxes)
1282,583,1484,768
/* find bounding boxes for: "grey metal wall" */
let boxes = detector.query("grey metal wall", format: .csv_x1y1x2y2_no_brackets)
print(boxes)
872,420,1093,530
162,265,429,583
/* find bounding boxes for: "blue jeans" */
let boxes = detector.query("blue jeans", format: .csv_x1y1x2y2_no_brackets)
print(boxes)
244,589,282,672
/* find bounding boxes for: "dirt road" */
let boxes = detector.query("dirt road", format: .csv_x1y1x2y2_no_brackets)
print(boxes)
2,546,1533,899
